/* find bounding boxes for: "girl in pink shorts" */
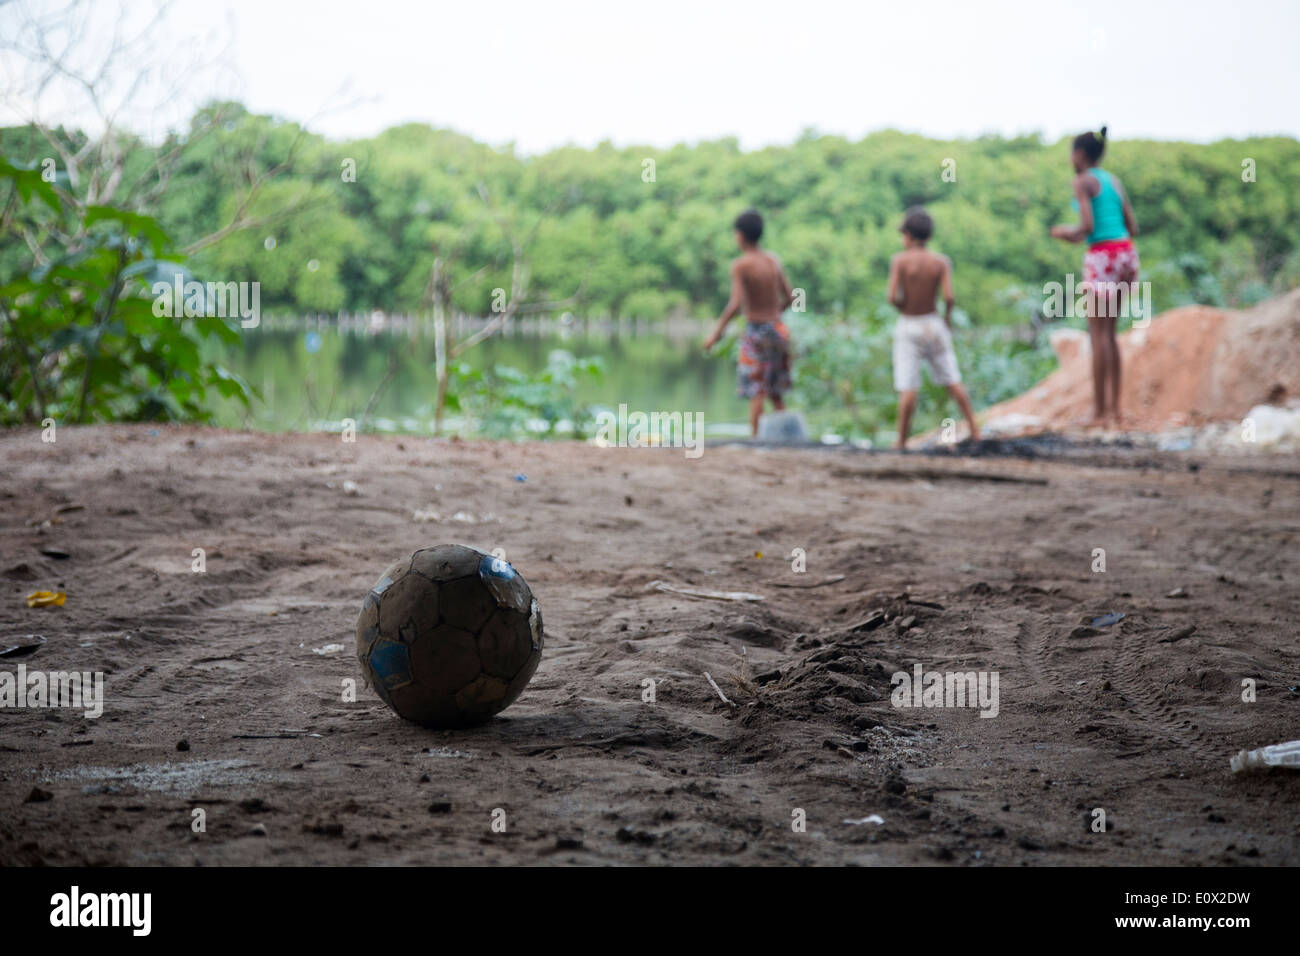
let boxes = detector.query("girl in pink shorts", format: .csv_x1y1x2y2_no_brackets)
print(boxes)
1051,126,1140,428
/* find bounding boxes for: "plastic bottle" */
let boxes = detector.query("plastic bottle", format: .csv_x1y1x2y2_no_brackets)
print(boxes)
1230,740,1300,773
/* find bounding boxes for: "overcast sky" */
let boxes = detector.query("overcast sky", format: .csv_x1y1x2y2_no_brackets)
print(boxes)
4,0,1299,151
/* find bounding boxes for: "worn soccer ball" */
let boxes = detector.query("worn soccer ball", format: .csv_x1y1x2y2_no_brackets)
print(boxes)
356,544,543,727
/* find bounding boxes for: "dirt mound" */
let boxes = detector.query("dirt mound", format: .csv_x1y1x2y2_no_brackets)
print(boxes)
983,289,1300,433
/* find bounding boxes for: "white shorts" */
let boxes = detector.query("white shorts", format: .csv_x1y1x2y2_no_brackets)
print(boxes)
893,314,962,392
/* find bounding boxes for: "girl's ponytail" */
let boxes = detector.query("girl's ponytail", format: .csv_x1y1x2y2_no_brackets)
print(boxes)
1072,126,1108,162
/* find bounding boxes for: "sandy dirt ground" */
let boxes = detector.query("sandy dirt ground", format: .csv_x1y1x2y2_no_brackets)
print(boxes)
1,425,1298,866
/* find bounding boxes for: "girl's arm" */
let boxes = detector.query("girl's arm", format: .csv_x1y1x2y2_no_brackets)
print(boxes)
1050,174,1095,243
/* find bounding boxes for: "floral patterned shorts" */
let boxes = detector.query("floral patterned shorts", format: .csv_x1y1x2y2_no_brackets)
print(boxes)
1083,238,1140,288
737,321,792,399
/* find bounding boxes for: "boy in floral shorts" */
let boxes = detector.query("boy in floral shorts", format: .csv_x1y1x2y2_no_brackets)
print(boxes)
703,209,794,436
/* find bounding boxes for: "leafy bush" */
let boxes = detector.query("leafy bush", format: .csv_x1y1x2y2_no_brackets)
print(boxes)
0,157,252,425
446,348,604,438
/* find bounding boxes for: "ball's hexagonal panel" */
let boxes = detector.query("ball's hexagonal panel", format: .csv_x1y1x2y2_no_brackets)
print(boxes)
388,682,463,727
454,674,511,717
438,574,499,633
377,571,438,640
478,554,533,614
411,545,481,583
355,591,381,662
502,646,542,711
367,638,413,691
369,673,394,708
476,607,533,680
409,623,481,695
371,556,410,596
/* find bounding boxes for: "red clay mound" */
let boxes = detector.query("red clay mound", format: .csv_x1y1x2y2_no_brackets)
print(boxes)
983,289,1300,433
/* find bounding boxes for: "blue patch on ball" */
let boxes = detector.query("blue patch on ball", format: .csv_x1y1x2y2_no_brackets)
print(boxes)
480,554,516,580
368,639,413,690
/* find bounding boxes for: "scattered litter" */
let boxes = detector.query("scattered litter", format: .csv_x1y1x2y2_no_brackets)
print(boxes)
980,413,1045,438
53,503,86,515
50,758,272,794
754,551,763,559
1231,740,1300,773
1090,612,1126,628
513,473,528,482
849,609,888,632
756,410,809,442
1156,625,1197,644
907,597,945,610
703,672,735,708
411,509,496,524
0,634,46,658
312,643,345,655
647,581,763,602
39,547,70,560
422,747,474,759
1238,404,1300,450
341,480,360,496
772,574,846,590
843,814,885,826
25,590,66,608
1166,586,1188,598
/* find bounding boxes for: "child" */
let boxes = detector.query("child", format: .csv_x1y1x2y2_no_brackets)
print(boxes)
887,207,980,450
703,209,795,437
1050,126,1140,428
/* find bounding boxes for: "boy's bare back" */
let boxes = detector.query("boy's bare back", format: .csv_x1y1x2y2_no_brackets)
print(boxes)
890,248,953,317
732,250,791,324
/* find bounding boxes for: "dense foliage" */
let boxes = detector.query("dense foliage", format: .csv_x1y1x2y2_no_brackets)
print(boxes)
8,108,1298,321
0,157,251,425
3,106,1297,436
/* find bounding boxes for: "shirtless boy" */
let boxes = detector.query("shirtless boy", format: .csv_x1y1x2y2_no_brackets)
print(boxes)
703,209,794,437
887,207,980,450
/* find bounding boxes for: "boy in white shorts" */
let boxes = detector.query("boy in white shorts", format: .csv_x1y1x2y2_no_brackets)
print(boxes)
886,207,981,450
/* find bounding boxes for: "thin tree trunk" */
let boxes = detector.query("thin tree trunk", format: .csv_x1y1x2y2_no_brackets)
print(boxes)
432,258,449,436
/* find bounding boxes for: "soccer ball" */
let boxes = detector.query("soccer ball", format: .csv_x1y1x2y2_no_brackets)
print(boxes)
356,544,543,727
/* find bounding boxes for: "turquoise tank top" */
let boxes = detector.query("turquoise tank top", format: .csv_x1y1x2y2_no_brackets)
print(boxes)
1071,168,1129,245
